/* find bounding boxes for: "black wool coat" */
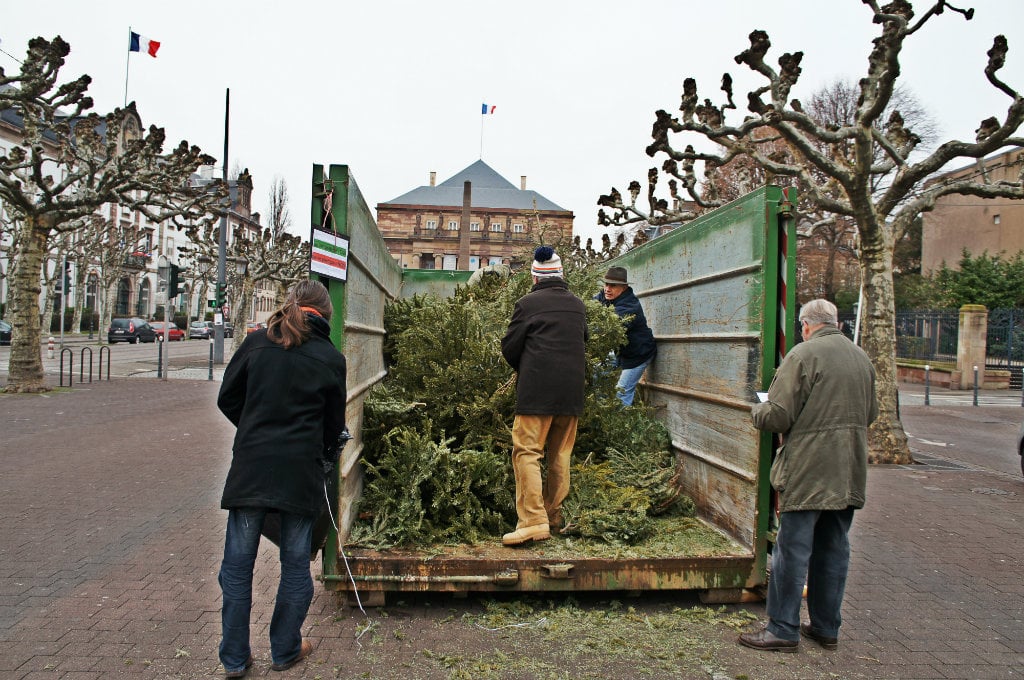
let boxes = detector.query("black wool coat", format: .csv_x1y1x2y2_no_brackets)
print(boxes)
217,315,347,516
501,278,588,416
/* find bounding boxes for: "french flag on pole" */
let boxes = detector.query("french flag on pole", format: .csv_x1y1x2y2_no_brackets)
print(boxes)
129,31,161,58
481,103,496,115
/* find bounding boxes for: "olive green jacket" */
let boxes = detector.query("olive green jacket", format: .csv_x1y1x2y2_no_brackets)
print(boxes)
751,326,878,512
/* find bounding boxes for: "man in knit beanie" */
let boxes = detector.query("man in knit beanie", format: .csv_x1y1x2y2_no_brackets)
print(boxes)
499,246,588,545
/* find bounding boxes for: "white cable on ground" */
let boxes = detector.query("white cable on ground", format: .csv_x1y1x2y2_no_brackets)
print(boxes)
324,480,366,617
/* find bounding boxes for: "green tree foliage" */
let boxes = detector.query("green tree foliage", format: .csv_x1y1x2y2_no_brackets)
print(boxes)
934,250,1024,309
350,249,695,549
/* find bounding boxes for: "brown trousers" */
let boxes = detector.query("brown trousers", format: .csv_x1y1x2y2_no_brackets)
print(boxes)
511,414,578,529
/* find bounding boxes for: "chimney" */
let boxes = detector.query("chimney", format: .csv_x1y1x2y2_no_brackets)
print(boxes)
430,171,436,187
520,176,527,190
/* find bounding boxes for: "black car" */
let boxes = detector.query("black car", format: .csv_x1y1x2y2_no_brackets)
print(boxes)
0,319,10,345
107,317,157,344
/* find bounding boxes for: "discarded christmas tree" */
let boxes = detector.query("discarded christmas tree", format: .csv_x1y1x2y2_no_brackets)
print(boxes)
349,248,698,549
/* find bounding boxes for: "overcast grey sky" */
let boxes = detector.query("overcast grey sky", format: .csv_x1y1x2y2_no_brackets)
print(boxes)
4,1,1023,244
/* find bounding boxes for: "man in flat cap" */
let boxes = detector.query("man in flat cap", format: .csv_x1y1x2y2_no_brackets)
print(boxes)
595,266,656,406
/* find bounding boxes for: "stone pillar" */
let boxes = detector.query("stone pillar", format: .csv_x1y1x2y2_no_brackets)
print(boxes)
956,304,988,390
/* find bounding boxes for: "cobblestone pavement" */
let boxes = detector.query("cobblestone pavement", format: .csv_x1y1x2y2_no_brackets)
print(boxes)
0,378,1022,679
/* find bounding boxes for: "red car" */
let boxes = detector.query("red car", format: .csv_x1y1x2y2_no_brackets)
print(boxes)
246,322,266,335
151,321,185,341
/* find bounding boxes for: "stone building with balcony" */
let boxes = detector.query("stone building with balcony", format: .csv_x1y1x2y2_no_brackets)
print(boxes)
377,160,574,270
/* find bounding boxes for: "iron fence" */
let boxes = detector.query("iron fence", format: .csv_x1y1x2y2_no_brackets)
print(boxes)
894,309,959,364
986,308,1024,389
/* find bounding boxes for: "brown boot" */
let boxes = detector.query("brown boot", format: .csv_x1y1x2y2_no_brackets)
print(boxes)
547,509,564,535
502,524,550,546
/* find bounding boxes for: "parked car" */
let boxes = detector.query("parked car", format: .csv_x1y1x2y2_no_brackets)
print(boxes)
150,321,185,342
224,322,235,338
107,318,157,344
0,319,11,345
246,322,266,335
189,321,213,339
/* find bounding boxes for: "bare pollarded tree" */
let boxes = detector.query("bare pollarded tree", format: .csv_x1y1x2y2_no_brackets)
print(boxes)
597,1,1024,463
0,36,222,392
267,176,292,241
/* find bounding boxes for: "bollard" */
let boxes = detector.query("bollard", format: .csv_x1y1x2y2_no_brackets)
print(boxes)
924,364,930,406
47,336,55,359
973,365,979,407
156,336,163,379
208,338,214,381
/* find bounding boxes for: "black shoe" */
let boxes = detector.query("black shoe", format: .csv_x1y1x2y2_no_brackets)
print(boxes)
738,628,799,653
800,622,838,649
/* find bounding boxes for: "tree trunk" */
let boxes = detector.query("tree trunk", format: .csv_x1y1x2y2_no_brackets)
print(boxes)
231,279,255,352
100,280,118,343
858,226,913,464
72,263,85,335
6,218,48,392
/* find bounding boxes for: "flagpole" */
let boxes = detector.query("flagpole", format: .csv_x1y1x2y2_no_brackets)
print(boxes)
123,26,131,107
479,113,484,159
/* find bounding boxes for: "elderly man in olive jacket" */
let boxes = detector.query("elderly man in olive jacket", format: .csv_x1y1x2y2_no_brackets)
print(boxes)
499,246,588,546
739,299,877,653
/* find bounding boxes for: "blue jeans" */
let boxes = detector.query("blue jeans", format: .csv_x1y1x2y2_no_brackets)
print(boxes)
219,508,315,672
766,507,854,641
616,357,652,406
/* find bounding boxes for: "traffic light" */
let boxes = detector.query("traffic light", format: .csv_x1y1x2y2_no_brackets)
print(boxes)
168,264,184,299
214,281,227,308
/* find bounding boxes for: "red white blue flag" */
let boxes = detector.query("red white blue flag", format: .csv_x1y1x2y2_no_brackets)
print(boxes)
481,103,496,114
129,32,161,58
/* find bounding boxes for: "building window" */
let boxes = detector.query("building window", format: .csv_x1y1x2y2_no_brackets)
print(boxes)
994,214,1001,225
490,222,503,232
512,223,524,233
470,222,481,232
488,256,504,266
166,238,175,255
448,220,458,231
425,220,437,230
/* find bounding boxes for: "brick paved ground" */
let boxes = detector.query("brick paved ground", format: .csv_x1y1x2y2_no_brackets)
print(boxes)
1,379,1022,679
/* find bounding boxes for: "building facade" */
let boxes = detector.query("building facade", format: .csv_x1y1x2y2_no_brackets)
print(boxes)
921,149,1024,273
0,99,272,327
377,160,574,270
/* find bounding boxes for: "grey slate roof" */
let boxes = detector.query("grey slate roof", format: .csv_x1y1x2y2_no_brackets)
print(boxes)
380,159,567,212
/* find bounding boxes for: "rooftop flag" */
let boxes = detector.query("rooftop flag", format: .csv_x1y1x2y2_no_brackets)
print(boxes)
481,103,496,115
129,32,161,58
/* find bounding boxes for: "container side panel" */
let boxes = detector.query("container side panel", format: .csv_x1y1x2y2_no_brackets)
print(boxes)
313,165,401,580
605,188,772,553
399,269,473,299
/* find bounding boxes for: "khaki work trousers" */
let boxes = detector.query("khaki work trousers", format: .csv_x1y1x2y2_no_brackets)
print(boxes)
511,414,579,529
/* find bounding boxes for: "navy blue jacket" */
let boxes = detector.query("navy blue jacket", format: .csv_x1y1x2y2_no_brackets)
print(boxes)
218,314,347,516
595,287,657,369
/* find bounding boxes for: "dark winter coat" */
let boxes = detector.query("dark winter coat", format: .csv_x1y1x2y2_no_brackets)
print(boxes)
218,314,347,516
501,278,588,416
751,326,877,513
595,287,657,369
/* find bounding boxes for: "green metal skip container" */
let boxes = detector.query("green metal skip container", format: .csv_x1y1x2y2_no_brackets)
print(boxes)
309,164,796,605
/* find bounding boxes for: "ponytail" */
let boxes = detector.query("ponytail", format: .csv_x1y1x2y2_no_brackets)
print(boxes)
266,280,333,349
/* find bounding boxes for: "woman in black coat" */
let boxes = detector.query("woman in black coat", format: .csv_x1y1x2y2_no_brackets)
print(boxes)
216,280,346,677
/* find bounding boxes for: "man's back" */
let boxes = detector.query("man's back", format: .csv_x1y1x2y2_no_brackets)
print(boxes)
501,278,587,416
